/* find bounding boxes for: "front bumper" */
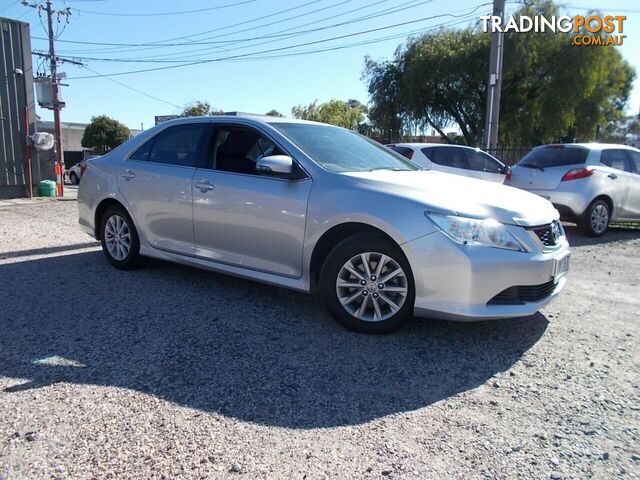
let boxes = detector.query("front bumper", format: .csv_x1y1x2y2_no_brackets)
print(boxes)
402,229,570,321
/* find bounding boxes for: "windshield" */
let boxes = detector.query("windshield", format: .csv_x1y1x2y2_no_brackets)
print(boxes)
518,146,589,169
271,123,419,173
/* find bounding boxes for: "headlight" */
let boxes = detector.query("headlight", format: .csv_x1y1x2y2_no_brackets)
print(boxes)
425,212,525,252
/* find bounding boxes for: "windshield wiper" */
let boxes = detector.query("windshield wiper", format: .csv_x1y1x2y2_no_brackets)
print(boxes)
519,162,545,171
368,167,408,172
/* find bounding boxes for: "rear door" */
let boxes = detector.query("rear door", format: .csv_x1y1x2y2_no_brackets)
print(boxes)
117,122,209,255
599,149,632,219
509,145,590,190
624,150,640,219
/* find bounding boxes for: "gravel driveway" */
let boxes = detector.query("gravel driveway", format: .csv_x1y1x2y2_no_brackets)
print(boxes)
0,200,638,479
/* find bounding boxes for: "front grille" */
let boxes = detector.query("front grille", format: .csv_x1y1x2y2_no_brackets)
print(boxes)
531,222,559,247
488,279,557,305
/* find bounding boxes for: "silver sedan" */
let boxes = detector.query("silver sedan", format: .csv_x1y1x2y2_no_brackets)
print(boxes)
78,116,570,333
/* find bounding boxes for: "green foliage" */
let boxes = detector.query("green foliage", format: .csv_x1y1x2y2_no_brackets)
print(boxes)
363,0,635,146
180,101,223,117
291,99,368,130
81,115,130,154
265,109,284,117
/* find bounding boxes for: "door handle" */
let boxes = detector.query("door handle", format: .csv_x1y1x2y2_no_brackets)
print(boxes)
195,180,214,192
121,169,135,180
608,173,618,180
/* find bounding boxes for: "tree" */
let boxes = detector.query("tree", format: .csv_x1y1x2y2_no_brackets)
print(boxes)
291,99,367,130
81,115,130,154
265,109,284,117
180,101,223,117
364,0,635,146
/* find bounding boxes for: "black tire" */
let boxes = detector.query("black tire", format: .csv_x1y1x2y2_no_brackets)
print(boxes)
69,172,79,185
579,199,610,237
99,205,143,270
319,233,415,334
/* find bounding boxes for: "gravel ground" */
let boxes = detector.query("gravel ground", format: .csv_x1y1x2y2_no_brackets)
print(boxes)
0,199,638,480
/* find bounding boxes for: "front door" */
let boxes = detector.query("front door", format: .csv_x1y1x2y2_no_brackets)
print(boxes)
192,125,312,277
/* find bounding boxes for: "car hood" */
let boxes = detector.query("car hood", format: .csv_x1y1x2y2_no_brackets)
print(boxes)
343,170,558,227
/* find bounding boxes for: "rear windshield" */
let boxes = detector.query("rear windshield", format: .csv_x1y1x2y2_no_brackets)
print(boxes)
517,146,588,169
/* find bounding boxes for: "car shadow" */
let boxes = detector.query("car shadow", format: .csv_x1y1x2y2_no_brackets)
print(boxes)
563,223,640,247
0,251,548,429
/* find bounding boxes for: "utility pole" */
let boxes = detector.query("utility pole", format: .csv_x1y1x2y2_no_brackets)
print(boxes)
483,0,505,152
45,0,64,196
22,0,72,196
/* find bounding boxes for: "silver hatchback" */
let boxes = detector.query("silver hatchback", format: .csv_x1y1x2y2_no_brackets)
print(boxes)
78,116,570,333
508,143,640,236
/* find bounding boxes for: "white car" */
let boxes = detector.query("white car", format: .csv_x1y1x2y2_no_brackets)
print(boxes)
507,143,640,236
65,162,83,185
387,143,510,183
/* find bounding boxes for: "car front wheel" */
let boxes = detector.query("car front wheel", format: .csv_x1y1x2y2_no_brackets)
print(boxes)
580,199,610,237
100,205,142,270
320,234,414,334
69,172,79,185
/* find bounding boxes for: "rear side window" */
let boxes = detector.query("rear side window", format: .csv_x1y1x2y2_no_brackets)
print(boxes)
518,146,588,169
426,147,469,169
627,150,640,174
148,124,208,167
389,146,414,160
601,149,630,172
130,138,152,161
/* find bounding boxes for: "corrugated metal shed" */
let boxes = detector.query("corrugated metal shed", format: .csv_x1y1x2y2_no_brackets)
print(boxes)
1,17,52,199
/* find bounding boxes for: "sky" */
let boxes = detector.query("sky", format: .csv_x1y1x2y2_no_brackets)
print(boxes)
0,0,639,130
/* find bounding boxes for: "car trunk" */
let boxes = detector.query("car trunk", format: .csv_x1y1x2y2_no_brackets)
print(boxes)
508,145,589,190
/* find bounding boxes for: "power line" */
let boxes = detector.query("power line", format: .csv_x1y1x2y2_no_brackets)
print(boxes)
79,65,182,109
32,0,326,50
72,0,258,17
116,0,427,62
66,3,490,77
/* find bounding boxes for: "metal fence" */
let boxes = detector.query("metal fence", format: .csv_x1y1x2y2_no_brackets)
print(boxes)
486,147,532,166
0,17,52,199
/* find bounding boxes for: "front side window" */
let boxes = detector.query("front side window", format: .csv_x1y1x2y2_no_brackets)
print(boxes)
465,150,503,173
211,127,285,175
271,123,418,173
601,149,629,172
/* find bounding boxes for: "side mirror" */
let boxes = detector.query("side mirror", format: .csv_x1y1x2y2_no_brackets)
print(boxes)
256,155,293,175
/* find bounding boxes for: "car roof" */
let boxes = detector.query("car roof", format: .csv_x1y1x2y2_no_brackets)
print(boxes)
390,143,481,150
533,143,639,152
156,115,329,129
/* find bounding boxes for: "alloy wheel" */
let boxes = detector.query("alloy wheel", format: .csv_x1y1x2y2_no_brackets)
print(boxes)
104,214,131,261
336,252,408,322
590,204,609,235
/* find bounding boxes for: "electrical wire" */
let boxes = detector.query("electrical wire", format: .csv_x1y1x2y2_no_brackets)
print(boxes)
66,3,490,78
78,65,182,108
72,0,257,17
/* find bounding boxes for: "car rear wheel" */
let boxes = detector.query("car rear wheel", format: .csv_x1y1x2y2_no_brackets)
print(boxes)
100,205,142,270
580,199,610,237
320,234,414,334
69,172,79,185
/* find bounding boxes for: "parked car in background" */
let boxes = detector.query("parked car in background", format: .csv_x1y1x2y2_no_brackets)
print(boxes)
507,144,640,236
79,117,569,333
65,155,99,185
386,143,510,183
